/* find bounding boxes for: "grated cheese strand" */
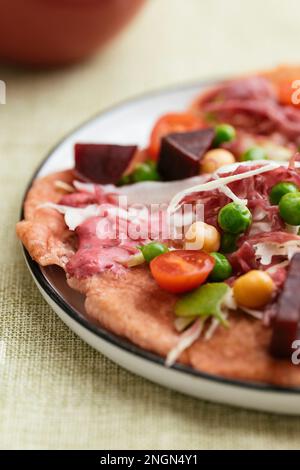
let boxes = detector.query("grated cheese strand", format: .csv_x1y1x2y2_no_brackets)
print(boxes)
165,318,205,367
168,161,280,214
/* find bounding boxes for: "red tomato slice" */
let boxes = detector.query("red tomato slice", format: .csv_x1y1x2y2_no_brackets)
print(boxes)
148,112,204,160
150,250,215,294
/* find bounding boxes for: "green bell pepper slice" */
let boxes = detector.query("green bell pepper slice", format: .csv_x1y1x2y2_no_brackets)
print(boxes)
175,283,230,326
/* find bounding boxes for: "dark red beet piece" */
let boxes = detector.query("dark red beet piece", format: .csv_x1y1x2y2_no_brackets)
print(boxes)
157,128,215,181
75,143,137,184
270,253,300,358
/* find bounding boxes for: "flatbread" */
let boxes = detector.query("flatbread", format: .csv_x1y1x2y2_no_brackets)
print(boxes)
17,170,300,387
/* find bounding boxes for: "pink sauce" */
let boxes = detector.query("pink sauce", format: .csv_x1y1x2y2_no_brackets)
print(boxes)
63,185,167,278
66,216,135,278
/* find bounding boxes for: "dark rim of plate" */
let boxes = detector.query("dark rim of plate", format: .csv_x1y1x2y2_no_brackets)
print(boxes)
20,79,300,395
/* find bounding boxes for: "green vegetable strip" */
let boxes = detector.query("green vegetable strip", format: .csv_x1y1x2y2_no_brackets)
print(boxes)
175,283,230,326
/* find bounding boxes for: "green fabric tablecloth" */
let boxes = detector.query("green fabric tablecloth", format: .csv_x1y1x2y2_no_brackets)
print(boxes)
1,0,300,450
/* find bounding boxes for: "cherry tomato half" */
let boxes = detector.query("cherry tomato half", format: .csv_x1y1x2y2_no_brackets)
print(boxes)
150,250,215,294
148,112,204,160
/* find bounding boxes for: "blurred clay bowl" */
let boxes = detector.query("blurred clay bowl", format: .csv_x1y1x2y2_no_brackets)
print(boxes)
0,0,145,67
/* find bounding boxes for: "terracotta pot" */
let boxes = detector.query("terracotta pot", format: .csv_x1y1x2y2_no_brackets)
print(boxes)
0,0,145,66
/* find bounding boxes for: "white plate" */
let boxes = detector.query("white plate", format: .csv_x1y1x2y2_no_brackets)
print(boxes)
21,81,300,415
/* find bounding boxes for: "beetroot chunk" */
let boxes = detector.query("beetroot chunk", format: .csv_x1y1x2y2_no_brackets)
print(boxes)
75,143,137,184
157,128,215,181
270,253,300,358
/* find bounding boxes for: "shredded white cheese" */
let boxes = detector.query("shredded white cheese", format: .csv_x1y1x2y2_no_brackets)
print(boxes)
254,240,300,265
39,203,102,231
204,312,229,341
238,306,264,320
168,161,279,214
165,318,204,367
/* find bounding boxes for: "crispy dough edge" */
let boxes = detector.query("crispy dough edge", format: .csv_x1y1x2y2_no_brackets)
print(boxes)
16,170,76,269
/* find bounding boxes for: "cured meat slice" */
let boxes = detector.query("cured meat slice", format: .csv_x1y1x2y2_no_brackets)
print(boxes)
16,170,76,269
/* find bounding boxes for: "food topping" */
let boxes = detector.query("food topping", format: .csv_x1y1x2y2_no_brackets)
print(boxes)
213,123,236,147
165,318,204,367
157,128,215,181
209,252,232,281
269,181,298,205
270,253,300,358
75,143,138,184
233,270,275,309
195,75,300,146
149,250,215,294
165,283,234,366
175,282,231,326
200,149,235,173
41,202,103,231
254,238,300,265
279,192,300,225
218,202,252,234
139,242,169,263
148,112,204,159
168,160,279,214
184,221,220,252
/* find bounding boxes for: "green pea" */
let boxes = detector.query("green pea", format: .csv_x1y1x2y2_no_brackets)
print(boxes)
213,124,236,147
218,202,252,234
220,232,239,253
241,146,268,161
139,242,169,263
132,161,160,183
279,192,300,226
269,181,299,205
209,252,232,281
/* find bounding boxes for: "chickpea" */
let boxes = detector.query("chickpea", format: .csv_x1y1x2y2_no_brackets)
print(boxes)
201,149,235,174
233,270,275,309
184,221,220,252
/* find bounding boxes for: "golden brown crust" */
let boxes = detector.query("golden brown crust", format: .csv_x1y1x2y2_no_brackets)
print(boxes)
16,170,76,268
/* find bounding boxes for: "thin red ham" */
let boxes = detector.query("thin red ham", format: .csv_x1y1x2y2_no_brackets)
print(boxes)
196,76,300,145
